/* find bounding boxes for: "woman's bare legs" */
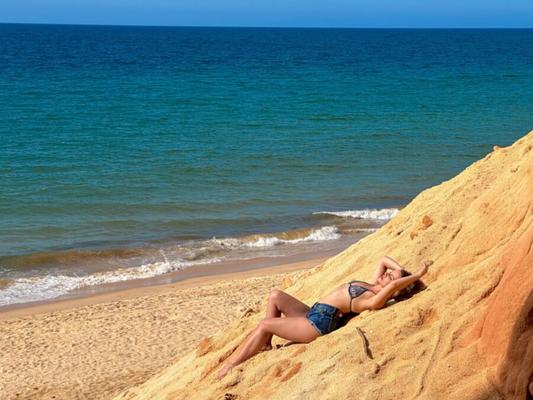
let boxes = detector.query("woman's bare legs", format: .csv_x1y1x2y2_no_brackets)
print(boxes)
217,316,319,378
263,289,310,350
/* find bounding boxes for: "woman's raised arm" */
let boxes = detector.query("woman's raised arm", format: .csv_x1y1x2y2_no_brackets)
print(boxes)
368,261,430,310
372,256,404,283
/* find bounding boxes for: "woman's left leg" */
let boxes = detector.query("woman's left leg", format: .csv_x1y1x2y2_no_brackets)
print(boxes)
263,289,310,350
266,289,310,318
218,317,319,378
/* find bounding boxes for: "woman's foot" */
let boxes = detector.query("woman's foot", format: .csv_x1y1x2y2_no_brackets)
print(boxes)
217,362,235,379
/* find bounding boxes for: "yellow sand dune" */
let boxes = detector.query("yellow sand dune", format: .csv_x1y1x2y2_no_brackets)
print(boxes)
115,131,533,400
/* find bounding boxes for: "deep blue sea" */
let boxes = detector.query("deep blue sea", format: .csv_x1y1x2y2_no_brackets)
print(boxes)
1,24,532,305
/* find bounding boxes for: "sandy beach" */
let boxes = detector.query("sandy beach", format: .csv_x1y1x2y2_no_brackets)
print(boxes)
0,257,325,400
2,21,532,400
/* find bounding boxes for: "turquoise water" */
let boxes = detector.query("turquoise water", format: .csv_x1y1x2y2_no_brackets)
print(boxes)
1,25,532,305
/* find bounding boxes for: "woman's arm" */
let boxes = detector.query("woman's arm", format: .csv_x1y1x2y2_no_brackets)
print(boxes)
372,256,404,283
368,261,429,310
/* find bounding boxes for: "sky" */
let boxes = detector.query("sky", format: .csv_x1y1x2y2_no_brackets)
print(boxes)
1,0,533,28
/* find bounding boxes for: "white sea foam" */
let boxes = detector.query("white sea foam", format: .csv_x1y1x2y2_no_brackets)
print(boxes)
0,257,221,307
209,225,341,249
314,208,400,220
0,226,344,307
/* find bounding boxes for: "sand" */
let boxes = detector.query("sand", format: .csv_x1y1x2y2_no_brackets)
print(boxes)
0,258,324,400
113,131,533,400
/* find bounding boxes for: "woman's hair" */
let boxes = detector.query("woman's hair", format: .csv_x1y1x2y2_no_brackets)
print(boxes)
400,269,411,278
393,269,423,301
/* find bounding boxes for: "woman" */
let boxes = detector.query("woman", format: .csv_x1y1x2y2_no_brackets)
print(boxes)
217,256,430,378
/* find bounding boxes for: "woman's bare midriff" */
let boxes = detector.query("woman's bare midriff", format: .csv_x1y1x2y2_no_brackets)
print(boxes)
318,283,374,314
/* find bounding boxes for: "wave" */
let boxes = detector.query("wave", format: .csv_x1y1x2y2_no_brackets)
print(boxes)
0,225,347,307
0,256,223,307
209,226,341,249
313,208,400,220
0,247,151,271
0,210,397,306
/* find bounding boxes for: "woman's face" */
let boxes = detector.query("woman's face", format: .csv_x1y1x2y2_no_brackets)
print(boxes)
378,269,402,286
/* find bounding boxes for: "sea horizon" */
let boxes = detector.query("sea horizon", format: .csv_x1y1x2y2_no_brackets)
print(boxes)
3,22,533,29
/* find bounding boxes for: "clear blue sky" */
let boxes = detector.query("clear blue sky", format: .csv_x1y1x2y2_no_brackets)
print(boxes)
1,0,533,28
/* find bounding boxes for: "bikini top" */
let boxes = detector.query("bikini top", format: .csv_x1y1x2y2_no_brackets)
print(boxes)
347,280,376,313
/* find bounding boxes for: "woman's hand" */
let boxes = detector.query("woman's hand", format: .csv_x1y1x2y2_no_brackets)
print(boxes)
416,260,432,278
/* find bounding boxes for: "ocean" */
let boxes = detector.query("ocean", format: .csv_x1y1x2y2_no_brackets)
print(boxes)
1,25,532,306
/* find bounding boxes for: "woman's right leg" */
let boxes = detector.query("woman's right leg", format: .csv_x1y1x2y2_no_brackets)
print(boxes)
264,289,310,349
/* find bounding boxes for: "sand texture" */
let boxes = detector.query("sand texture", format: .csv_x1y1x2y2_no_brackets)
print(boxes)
114,131,533,400
0,266,312,400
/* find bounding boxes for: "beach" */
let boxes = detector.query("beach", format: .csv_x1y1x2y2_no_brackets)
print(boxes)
1,25,532,400
0,257,323,400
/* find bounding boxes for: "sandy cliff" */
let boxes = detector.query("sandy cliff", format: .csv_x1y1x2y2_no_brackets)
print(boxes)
115,131,533,400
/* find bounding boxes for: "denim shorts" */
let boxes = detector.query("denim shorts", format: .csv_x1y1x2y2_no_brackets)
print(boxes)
306,302,340,335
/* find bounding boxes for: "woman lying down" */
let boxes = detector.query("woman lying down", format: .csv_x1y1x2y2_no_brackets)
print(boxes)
218,256,430,378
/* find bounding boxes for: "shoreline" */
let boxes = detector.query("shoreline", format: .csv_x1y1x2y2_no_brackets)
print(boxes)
0,233,362,318
0,253,329,321
0,230,360,318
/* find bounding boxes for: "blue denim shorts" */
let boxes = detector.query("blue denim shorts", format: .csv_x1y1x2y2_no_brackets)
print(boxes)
306,302,340,335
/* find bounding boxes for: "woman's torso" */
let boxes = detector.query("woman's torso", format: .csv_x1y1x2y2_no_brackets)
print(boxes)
319,280,376,314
